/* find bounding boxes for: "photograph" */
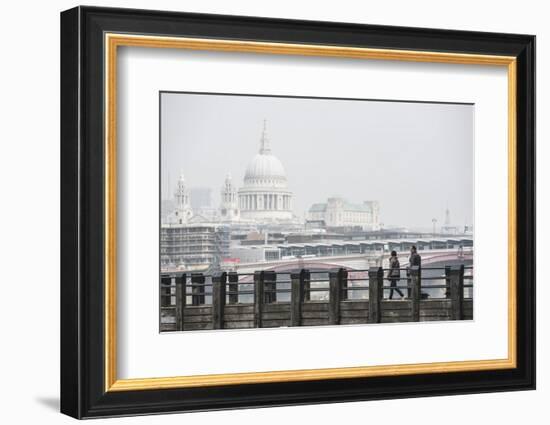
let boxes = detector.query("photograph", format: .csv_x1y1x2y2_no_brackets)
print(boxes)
159,92,475,332
57,5,536,419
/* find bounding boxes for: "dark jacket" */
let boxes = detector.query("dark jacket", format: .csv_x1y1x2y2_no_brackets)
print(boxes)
409,252,421,268
388,255,400,278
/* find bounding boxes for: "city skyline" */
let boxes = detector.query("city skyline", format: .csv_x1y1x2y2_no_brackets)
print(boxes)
161,92,474,229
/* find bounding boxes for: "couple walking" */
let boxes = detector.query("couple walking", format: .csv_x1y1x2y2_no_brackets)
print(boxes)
387,246,421,299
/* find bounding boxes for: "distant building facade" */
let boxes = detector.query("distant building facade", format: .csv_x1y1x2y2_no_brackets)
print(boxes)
227,245,282,264
160,218,230,272
308,197,380,230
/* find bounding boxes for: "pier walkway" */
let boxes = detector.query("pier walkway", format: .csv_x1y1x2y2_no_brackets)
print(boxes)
160,265,473,332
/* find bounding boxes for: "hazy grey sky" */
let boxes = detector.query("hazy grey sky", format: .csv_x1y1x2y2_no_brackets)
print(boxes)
161,92,473,229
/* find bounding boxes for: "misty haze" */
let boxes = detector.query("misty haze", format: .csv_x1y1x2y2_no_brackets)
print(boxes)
161,92,473,230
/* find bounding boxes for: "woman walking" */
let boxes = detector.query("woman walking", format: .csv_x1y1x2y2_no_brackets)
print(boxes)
388,250,405,299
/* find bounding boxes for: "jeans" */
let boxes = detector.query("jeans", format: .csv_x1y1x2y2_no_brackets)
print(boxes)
389,278,404,299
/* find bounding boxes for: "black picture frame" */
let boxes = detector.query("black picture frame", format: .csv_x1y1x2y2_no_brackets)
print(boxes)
61,5,535,419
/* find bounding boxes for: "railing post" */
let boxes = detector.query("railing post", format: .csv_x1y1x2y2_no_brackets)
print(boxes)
328,269,342,325
341,268,348,301
191,273,205,305
445,265,451,300
444,266,451,299
447,265,465,320
410,266,421,322
368,267,383,323
254,271,264,328
175,273,186,331
263,270,277,304
303,269,311,302
212,272,227,329
228,271,239,304
160,275,172,307
290,270,304,326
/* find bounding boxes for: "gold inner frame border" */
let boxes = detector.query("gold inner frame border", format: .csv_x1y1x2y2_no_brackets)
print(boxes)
104,33,517,392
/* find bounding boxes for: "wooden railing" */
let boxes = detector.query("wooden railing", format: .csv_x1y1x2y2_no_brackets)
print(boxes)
160,265,473,332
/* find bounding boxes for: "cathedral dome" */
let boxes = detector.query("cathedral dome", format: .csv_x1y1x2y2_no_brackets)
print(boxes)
244,153,287,183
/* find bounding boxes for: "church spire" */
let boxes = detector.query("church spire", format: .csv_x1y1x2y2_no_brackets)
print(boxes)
259,119,271,154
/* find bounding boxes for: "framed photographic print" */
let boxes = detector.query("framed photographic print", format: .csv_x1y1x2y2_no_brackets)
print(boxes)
60,6,535,419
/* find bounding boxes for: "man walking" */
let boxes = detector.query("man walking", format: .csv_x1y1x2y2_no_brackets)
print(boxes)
387,250,404,299
407,245,421,297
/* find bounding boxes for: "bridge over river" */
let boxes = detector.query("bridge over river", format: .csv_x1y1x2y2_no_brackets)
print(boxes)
232,247,472,275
